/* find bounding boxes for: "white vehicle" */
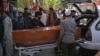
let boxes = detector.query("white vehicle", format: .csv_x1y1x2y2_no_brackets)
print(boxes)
61,0,100,56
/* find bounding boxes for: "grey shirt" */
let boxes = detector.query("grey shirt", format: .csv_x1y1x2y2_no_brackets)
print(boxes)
60,17,76,43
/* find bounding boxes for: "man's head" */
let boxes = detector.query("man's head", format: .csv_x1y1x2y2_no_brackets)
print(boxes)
39,8,43,12
65,9,71,17
18,12,23,17
24,7,28,12
9,5,14,12
49,8,54,12
35,11,42,19
27,13,32,18
71,10,76,17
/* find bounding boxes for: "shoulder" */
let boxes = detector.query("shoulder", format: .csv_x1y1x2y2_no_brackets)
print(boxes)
62,19,68,23
7,17,12,21
4,16,12,22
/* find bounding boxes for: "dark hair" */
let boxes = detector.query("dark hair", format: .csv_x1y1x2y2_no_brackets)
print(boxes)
27,13,31,16
62,10,66,17
71,10,76,13
24,7,28,11
39,8,43,11
86,9,92,14
18,12,23,14
39,8,46,13
49,8,54,11
35,11,42,17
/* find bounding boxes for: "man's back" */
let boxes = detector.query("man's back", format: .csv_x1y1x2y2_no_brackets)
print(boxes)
60,17,76,43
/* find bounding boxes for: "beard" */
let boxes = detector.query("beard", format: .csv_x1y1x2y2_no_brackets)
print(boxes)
18,16,23,18
38,17,41,20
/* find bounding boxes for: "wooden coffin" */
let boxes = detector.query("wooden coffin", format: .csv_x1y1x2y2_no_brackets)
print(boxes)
13,26,81,47
13,26,60,46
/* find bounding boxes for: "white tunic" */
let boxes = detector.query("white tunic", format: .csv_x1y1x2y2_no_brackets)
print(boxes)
3,16,13,56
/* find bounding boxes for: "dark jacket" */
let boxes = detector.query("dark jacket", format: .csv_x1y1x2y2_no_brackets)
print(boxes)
33,19,45,28
54,19,60,26
25,17,35,29
14,17,26,30
0,17,4,43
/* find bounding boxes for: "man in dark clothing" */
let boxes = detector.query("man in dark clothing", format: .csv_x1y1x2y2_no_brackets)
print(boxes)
54,19,60,26
34,11,45,27
14,12,26,30
25,13,35,29
23,7,29,18
46,8,57,26
0,15,4,44
8,5,17,20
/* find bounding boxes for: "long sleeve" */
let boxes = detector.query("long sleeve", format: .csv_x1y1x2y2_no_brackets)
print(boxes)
4,17,12,40
59,21,64,42
4,18,9,39
79,41,100,50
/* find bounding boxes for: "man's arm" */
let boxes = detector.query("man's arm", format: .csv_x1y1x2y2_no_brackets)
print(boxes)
59,21,64,42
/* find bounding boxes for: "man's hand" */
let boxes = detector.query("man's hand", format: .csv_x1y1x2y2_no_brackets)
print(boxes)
76,38,86,43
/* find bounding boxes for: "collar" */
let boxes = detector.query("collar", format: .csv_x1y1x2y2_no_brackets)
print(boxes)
64,16,72,20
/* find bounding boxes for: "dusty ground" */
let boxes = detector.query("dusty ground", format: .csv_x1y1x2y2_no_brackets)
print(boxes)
14,48,100,56
14,48,56,56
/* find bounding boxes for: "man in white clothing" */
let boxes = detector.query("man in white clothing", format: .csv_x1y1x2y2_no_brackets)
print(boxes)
59,9,76,56
39,8,47,25
3,11,13,56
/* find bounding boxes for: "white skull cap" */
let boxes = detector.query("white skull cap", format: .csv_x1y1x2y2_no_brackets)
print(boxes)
65,9,71,16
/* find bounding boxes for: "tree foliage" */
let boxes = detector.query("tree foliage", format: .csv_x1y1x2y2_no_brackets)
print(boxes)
42,0,61,9
17,0,34,10
17,0,62,10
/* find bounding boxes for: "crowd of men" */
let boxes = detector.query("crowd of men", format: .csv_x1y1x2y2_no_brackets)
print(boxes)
13,7,45,30
1,6,77,30
8,7,77,30
12,7,62,30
